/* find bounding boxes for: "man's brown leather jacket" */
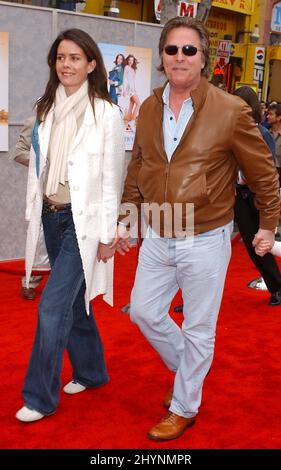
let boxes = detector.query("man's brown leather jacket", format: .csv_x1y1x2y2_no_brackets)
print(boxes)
121,77,280,236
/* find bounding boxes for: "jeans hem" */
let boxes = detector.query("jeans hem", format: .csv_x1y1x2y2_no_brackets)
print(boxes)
25,402,56,417
72,377,110,389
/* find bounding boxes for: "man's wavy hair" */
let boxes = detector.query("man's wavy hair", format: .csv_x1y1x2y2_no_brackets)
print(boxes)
36,28,111,122
158,16,210,78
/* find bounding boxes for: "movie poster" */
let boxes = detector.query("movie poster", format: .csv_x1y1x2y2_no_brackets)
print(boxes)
99,43,152,150
0,32,9,151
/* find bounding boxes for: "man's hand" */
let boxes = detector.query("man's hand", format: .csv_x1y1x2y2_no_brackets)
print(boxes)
252,228,275,257
110,224,131,256
97,242,115,263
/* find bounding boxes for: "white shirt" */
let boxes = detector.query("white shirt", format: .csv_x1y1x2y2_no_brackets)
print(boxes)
162,82,194,161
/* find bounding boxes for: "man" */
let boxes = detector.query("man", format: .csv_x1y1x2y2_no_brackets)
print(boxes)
267,103,281,186
13,116,46,300
114,17,280,441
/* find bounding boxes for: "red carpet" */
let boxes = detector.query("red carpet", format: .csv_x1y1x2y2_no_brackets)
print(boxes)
1,240,281,449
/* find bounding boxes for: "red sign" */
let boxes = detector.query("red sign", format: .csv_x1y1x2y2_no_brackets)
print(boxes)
216,40,232,60
155,1,198,21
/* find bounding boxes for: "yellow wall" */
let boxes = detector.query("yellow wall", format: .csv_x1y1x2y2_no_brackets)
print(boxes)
83,1,255,23
269,60,281,102
83,1,147,21
83,0,102,16
264,46,281,101
240,43,256,82
206,7,240,71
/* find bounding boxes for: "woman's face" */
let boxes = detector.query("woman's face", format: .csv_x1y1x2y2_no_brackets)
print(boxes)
56,39,96,96
128,56,134,67
116,55,123,65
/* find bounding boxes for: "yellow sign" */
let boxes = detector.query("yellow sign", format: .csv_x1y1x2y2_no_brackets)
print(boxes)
230,43,246,58
267,45,281,61
212,0,254,15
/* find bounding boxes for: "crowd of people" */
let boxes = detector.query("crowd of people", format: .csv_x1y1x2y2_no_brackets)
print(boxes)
12,17,281,443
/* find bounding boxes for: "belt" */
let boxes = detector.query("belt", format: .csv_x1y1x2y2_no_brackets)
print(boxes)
42,198,71,214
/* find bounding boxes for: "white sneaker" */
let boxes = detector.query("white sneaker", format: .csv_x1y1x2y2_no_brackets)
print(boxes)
63,380,87,395
255,279,268,291
15,406,44,422
247,277,268,291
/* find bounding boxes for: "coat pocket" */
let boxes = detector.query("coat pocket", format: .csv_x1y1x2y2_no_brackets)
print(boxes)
177,173,209,206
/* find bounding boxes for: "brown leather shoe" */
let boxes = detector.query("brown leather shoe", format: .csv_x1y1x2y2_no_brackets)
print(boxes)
163,387,173,408
21,287,35,300
148,411,196,441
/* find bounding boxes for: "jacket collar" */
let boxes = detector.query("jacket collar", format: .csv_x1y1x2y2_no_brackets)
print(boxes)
152,77,209,161
153,76,209,114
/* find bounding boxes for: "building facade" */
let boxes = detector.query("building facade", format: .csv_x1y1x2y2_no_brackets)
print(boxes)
3,0,280,100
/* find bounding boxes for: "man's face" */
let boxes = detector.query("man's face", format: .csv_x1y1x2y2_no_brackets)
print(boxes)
162,27,205,91
267,109,281,126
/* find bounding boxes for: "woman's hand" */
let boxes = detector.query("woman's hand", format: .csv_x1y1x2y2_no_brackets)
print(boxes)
97,242,115,263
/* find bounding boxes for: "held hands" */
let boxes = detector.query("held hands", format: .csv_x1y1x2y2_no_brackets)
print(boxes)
97,225,132,263
97,242,115,263
110,224,131,256
252,229,275,257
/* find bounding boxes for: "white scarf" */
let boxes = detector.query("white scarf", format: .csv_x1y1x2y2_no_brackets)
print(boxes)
45,81,89,197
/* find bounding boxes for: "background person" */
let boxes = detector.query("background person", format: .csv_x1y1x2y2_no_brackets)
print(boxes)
233,86,281,306
12,116,47,300
267,103,281,186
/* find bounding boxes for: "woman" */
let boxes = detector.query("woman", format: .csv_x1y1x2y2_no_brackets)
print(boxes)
233,86,281,306
109,53,125,105
122,54,140,131
16,29,125,422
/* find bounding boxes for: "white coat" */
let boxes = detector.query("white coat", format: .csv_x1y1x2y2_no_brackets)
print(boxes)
25,99,125,309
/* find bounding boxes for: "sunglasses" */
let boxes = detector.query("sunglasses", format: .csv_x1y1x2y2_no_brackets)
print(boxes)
164,45,202,56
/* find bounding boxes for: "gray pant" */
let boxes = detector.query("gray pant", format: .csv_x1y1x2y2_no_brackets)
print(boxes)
130,222,232,418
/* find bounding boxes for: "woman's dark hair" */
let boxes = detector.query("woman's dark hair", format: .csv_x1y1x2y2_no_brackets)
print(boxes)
125,55,138,71
157,16,210,78
233,86,262,123
114,54,126,68
36,28,111,122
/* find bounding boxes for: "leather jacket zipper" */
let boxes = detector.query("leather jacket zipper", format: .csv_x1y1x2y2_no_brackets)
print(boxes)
164,163,169,202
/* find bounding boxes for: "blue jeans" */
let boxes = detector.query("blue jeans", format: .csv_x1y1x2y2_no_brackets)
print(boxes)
22,206,109,415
